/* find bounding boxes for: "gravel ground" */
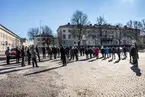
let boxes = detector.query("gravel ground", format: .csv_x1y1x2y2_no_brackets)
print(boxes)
0,53,145,97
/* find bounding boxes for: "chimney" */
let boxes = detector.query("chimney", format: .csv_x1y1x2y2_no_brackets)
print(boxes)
68,23,70,25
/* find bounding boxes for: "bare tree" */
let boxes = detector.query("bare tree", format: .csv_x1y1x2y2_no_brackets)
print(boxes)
96,16,107,45
126,20,142,42
71,10,89,47
27,28,39,41
42,25,53,35
141,19,145,32
127,20,133,28
41,25,53,47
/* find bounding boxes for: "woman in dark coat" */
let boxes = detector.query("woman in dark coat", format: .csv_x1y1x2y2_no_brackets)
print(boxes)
101,46,104,58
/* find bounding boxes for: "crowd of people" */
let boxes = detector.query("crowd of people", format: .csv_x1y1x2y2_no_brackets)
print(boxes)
5,43,139,68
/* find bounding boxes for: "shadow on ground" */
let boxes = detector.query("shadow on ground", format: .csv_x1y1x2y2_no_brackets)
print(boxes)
0,66,22,71
0,67,32,75
88,58,97,62
114,60,120,64
131,65,142,76
108,59,113,62
24,66,63,76
79,58,88,61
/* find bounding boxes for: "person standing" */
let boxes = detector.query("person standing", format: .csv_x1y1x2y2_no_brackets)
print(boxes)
27,47,31,65
74,47,79,61
123,46,127,59
112,47,116,60
117,47,121,61
129,45,133,63
131,44,139,67
82,46,85,56
65,46,70,59
21,46,25,67
60,45,67,66
52,46,57,59
85,47,89,59
42,47,46,59
69,47,74,61
30,46,39,67
5,47,10,65
95,47,99,59
88,47,93,59
101,46,104,58
36,46,40,62
80,46,83,56
104,47,109,59
16,47,20,63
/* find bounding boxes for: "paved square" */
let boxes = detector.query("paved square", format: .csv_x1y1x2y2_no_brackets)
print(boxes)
0,53,145,97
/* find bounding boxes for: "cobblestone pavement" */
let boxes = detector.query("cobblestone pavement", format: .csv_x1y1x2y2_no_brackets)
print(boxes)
0,53,145,97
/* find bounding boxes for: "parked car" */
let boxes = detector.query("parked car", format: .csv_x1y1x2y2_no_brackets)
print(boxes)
9,48,17,59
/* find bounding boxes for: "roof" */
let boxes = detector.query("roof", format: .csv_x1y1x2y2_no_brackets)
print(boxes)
57,23,140,31
21,38,27,40
0,24,21,39
34,34,53,38
20,38,28,42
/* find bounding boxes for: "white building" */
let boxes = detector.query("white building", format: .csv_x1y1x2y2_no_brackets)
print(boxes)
0,24,21,52
34,34,59,48
57,23,139,47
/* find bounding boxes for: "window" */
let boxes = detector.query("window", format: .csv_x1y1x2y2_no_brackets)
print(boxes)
73,35,76,39
74,42,76,44
68,34,71,39
68,30,71,32
63,41,65,44
37,38,40,41
63,30,66,32
63,34,66,39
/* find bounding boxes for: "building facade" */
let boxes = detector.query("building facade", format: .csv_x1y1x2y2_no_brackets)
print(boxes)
140,32,145,45
33,34,59,48
57,23,140,47
0,24,21,52
20,38,30,47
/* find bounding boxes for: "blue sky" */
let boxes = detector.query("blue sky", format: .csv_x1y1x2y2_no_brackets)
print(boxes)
0,0,145,39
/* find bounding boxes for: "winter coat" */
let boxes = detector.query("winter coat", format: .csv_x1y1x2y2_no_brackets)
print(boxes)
95,48,99,56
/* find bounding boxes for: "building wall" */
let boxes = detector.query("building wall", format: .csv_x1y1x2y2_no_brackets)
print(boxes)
34,36,55,48
0,25,21,52
57,25,138,47
22,40,30,47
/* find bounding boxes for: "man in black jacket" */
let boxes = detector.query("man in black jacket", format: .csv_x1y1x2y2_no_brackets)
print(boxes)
123,46,127,59
60,45,67,66
27,47,31,65
74,47,79,61
21,46,25,67
52,46,57,59
131,44,139,67
42,47,46,59
16,47,20,63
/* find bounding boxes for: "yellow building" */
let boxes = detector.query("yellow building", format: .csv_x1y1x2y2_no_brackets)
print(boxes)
0,24,21,52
